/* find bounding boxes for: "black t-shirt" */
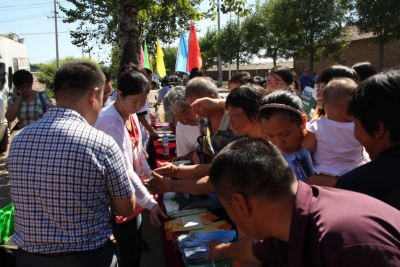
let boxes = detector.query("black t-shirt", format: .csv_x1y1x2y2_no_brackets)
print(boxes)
336,144,400,210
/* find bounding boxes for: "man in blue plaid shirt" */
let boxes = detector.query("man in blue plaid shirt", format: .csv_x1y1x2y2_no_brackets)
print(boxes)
7,61,136,267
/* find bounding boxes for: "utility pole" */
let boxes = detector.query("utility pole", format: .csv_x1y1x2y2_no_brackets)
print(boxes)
54,0,60,68
217,0,223,87
228,11,231,80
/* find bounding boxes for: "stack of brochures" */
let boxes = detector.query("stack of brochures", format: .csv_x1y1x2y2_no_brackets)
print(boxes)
177,230,237,267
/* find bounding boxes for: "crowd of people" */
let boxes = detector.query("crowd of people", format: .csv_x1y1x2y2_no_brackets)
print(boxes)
5,60,400,267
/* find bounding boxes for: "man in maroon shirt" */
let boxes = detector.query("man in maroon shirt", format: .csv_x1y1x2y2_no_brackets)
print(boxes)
206,138,400,266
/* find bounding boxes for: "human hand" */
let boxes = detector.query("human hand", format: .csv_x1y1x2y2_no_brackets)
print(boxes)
206,240,228,260
149,204,169,227
147,172,171,194
191,97,221,114
154,162,179,177
149,128,160,139
150,113,157,123
14,91,22,101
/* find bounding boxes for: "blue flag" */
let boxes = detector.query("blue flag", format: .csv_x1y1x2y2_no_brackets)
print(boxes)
175,32,188,73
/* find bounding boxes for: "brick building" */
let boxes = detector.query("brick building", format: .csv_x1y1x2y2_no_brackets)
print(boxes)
205,61,293,81
294,27,400,75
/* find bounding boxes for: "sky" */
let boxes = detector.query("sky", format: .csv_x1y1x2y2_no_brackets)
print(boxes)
1,0,255,65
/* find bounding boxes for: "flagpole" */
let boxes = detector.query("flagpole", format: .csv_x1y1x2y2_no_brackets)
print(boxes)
217,0,223,87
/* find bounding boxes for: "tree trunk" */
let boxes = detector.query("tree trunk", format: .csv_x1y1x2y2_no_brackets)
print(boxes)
378,41,385,71
236,52,239,72
117,0,140,68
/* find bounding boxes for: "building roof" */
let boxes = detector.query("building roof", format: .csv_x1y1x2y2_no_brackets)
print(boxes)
206,61,293,72
348,26,375,41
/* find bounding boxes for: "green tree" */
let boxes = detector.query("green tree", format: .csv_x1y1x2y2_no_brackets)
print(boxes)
199,28,218,72
351,0,400,71
215,20,251,71
163,47,178,74
242,0,294,66
61,0,248,68
276,0,351,71
36,57,99,97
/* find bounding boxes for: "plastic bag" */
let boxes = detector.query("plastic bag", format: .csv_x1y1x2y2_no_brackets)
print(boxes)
0,204,14,245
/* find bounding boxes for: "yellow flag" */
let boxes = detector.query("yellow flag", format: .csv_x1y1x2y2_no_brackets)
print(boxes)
156,38,166,78
149,55,153,72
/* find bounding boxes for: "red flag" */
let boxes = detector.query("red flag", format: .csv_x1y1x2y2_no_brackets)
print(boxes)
187,20,203,72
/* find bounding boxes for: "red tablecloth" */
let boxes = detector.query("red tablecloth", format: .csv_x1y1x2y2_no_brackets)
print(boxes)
150,123,184,267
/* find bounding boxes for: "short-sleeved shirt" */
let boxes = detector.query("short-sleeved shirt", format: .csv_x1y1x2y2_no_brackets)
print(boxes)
176,122,199,157
307,117,365,176
7,107,135,253
198,110,235,154
8,91,52,128
336,144,400,210
252,182,400,266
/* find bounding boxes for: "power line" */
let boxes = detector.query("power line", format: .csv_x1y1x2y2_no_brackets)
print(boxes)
0,1,67,9
18,31,70,35
0,13,45,23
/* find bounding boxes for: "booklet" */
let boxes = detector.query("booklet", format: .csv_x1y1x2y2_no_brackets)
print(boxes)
182,216,204,231
282,148,314,180
301,86,317,114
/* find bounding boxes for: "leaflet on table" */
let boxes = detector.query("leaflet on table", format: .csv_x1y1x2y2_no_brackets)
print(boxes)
164,213,232,240
301,86,317,114
178,230,237,267
181,216,204,231
282,148,314,180
168,208,209,219
178,230,237,245
163,192,180,213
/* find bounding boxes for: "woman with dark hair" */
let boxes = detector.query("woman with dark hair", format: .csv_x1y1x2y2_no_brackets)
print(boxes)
266,66,300,93
226,84,266,138
5,69,53,128
95,69,167,266
228,71,251,91
313,65,360,118
336,69,400,210
259,90,307,155
352,62,377,81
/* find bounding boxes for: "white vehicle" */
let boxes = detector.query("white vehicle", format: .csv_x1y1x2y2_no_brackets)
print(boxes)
0,33,30,152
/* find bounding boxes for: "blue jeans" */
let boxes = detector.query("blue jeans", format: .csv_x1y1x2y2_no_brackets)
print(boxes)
111,214,142,267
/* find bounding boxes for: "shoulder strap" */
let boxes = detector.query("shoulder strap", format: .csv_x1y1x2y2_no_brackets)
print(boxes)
38,92,47,113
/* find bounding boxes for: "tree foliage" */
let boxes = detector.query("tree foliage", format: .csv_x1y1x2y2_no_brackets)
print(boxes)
274,0,351,70
36,57,99,91
215,20,251,71
241,0,294,66
199,28,218,71
351,0,400,70
163,47,178,74
60,0,248,68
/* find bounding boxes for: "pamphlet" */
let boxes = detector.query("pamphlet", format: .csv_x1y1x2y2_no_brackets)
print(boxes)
282,148,314,180
301,86,317,114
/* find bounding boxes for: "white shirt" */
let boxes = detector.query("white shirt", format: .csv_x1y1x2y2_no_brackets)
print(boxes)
175,122,200,157
308,117,366,176
95,103,156,211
